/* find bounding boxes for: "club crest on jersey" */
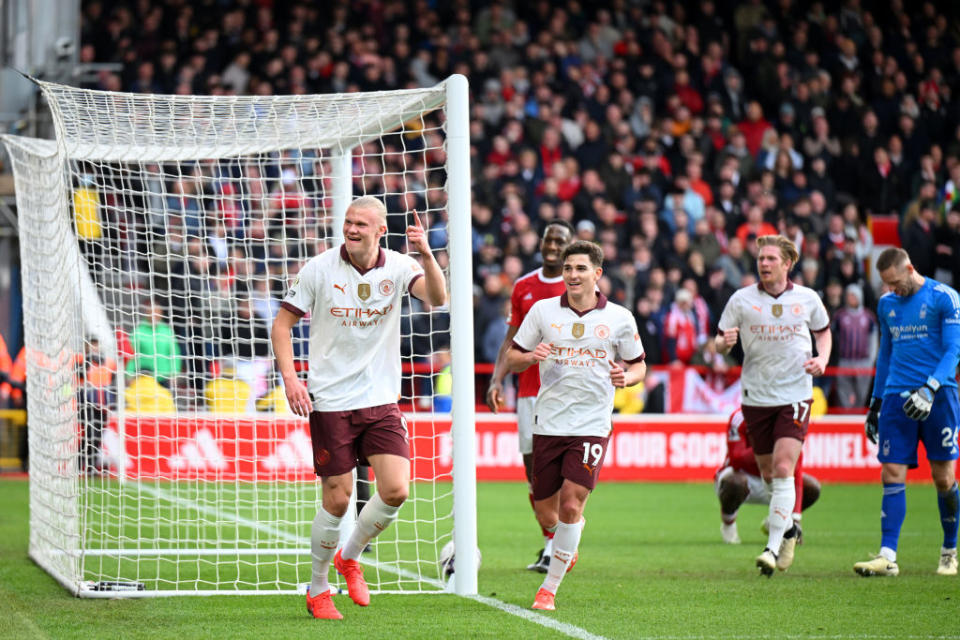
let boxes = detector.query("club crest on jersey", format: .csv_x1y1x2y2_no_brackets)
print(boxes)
358,283,371,301
771,304,783,318
594,324,610,339
379,279,395,296
572,322,585,338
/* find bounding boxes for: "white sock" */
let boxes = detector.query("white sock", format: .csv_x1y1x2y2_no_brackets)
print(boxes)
766,477,795,553
542,519,584,594
543,536,553,557
310,507,342,596
879,546,897,562
341,493,400,561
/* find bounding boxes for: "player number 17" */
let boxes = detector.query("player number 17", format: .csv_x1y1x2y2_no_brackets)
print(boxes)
582,442,604,467
792,400,811,423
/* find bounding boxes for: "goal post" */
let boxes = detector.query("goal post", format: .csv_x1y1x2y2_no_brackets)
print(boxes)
2,75,477,597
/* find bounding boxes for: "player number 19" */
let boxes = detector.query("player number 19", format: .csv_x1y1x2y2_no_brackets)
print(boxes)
582,442,604,467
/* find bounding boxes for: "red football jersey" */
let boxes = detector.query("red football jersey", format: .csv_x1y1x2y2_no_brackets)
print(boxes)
508,268,566,397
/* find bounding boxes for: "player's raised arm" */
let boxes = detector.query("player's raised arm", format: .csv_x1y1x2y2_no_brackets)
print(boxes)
271,307,312,417
406,210,447,306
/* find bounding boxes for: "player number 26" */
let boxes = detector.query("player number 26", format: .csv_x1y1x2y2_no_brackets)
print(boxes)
582,443,604,466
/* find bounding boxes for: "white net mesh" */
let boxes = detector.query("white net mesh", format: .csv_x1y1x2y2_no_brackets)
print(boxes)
3,78,469,596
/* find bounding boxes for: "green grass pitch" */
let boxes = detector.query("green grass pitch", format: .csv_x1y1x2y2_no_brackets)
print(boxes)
1,477,958,639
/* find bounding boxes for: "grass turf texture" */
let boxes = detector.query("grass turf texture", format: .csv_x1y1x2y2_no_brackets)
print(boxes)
1,478,957,639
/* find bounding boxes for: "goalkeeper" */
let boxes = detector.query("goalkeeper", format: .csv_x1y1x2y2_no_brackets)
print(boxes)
272,196,446,619
854,247,960,578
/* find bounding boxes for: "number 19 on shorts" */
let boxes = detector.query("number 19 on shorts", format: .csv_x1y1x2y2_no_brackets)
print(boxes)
582,442,604,467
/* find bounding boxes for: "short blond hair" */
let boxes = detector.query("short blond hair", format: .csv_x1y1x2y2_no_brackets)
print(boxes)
756,234,799,267
348,195,388,225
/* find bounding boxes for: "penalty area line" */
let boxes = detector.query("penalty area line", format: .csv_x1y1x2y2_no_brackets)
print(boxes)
468,593,610,640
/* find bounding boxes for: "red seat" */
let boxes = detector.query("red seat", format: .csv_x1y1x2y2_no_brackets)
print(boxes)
869,215,901,247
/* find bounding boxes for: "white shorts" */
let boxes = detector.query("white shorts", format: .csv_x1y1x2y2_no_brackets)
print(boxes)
516,396,536,455
714,466,768,505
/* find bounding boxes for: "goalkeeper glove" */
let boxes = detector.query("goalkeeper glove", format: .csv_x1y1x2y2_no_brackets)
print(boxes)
865,397,881,444
902,378,940,422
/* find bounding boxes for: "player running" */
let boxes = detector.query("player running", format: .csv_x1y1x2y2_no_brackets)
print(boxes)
507,240,646,610
487,220,573,572
715,234,831,576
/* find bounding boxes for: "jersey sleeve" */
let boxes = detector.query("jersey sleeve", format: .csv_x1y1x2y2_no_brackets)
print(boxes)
717,291,741,333
871,296,892,399
931,285,960,388
282,258,319,317
513,301,544,352
615,309,645,363
398,253,426,293
508,281,524,328
808,291,830,331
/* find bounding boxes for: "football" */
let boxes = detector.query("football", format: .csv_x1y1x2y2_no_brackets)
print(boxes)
439,540,482,578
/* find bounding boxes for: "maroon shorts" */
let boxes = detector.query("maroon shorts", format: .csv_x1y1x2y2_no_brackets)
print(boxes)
531,434,610,500
308,403,409,477
742,400,812,456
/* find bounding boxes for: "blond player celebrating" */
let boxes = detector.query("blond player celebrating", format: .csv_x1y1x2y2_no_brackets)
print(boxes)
715,234,831,576
272,196,446,620
506,240,646,611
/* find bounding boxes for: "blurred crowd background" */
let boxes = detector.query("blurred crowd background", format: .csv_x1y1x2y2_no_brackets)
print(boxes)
6,0,960,418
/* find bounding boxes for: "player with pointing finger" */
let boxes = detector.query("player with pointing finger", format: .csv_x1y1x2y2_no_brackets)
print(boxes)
272,196,446,619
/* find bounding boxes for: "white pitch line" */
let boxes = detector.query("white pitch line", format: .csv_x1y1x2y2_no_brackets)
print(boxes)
137,483,442,588
139,484,612,638
469,594,611,640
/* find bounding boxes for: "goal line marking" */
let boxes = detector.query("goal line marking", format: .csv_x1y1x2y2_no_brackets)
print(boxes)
138,483,608,638
469,593,610,640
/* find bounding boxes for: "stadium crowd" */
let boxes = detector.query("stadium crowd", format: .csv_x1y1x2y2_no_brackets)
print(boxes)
70,0,960,411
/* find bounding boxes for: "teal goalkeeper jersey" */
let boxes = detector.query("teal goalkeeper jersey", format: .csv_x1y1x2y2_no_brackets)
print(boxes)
872,277,960,397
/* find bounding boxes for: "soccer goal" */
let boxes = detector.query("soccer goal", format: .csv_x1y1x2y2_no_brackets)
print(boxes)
2,75,476,597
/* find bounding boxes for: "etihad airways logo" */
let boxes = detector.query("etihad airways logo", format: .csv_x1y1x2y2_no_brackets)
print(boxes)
748,324,805,334
330,304,394,318
550,344,607,359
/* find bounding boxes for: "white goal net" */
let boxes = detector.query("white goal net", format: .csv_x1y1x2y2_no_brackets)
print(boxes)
2,75,476,597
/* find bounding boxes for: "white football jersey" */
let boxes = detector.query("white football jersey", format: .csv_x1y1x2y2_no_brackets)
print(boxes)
513,293,645,437
717,282,830,407
282,245,424,411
